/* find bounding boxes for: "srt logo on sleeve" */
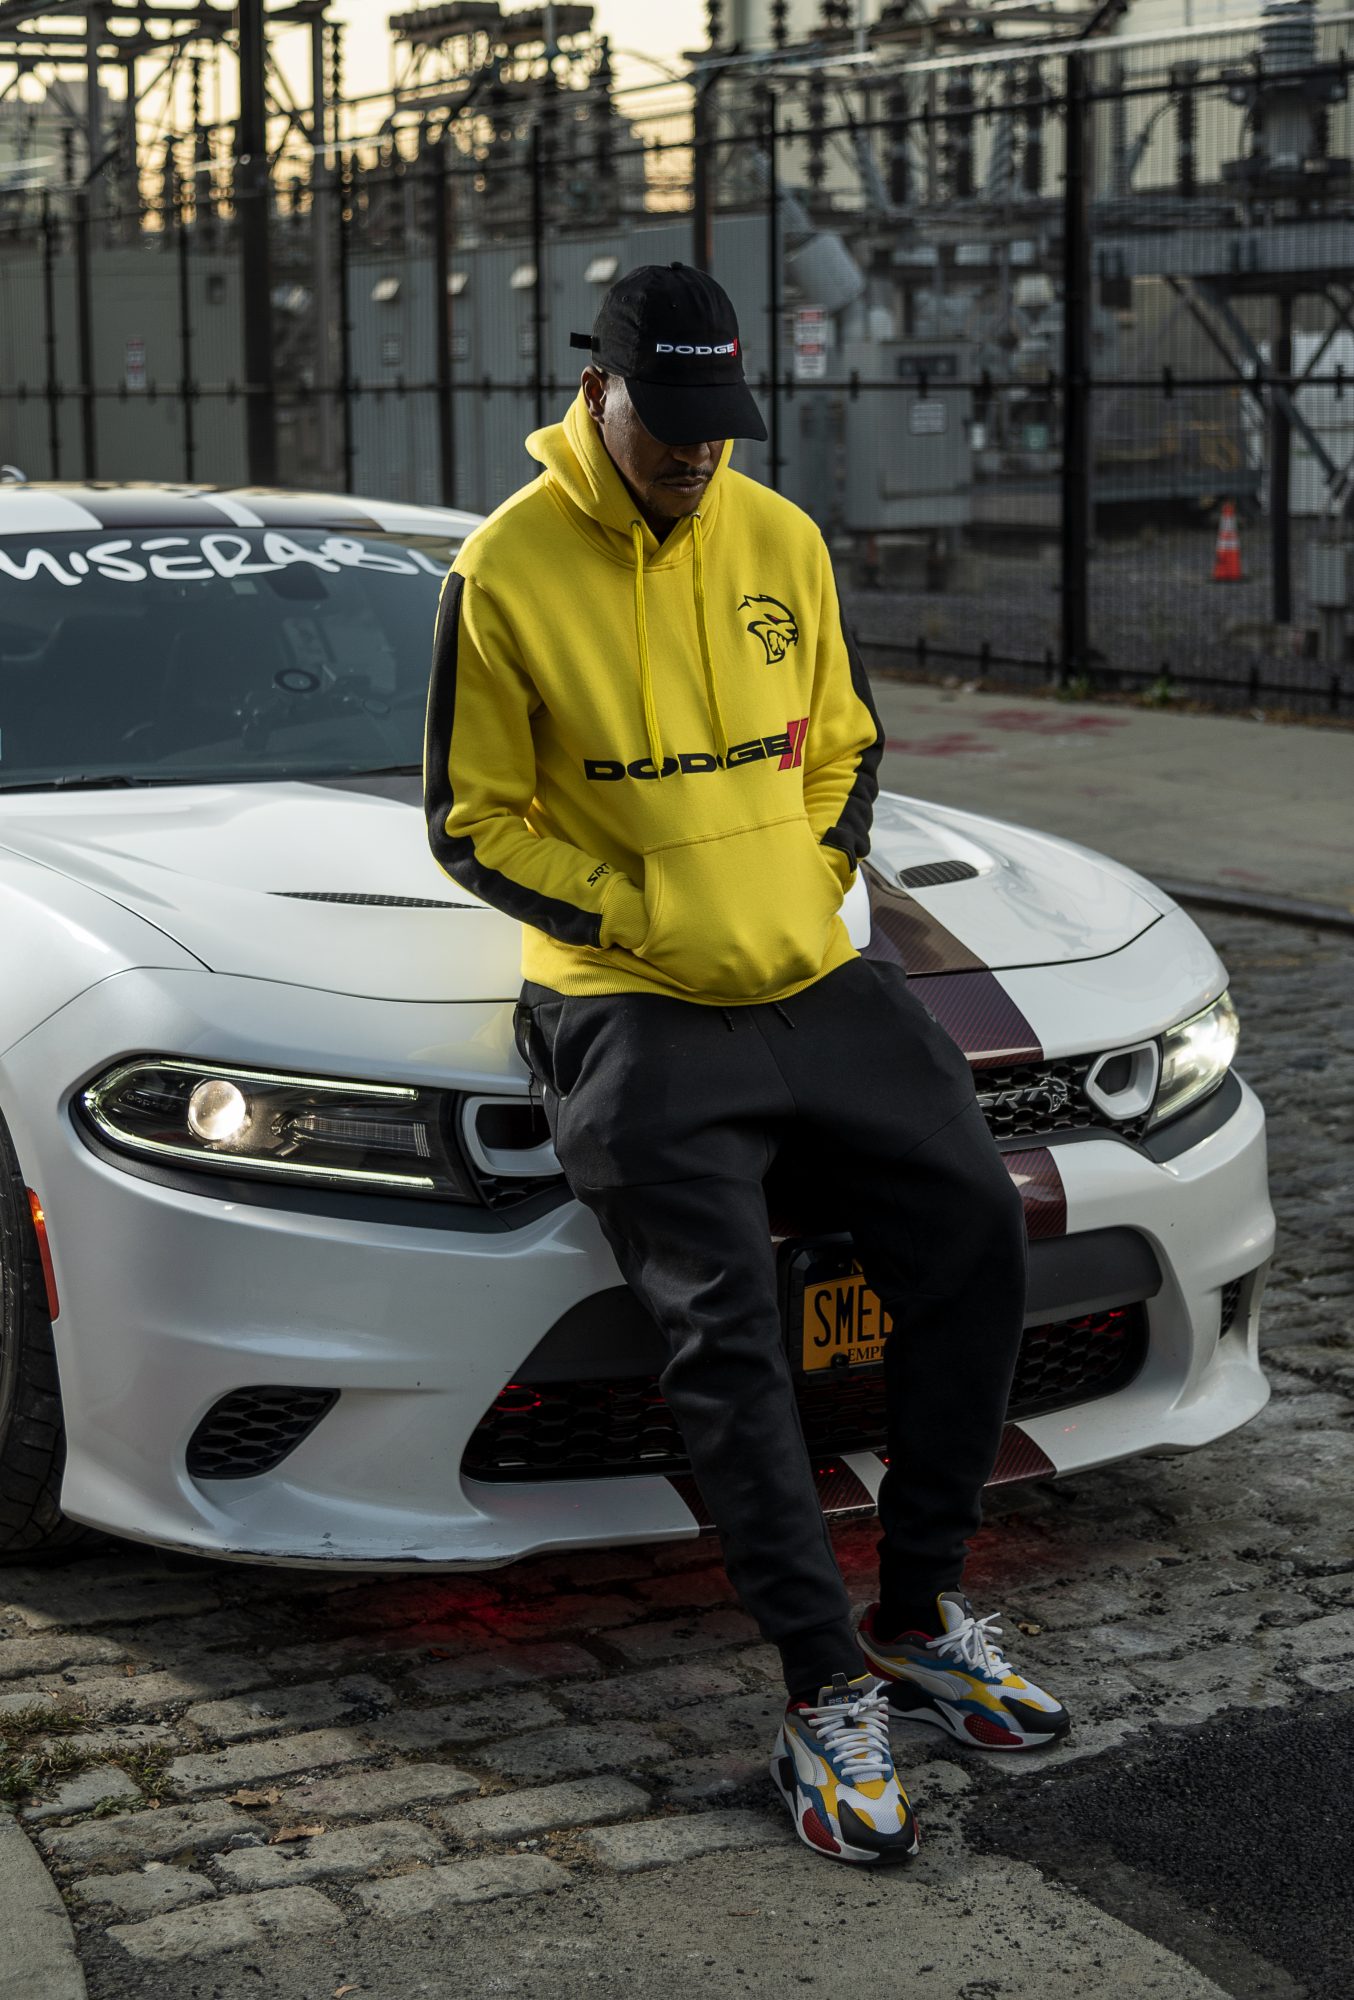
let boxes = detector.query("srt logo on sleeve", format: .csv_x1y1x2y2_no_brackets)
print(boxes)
739,595,799,664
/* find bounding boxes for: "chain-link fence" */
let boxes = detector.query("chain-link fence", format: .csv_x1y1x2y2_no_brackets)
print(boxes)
2,10,1352,715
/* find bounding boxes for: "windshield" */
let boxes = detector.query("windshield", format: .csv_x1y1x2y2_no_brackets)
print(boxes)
0,528,455,790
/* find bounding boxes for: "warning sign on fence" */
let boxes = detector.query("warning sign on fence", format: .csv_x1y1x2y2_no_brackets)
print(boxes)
793,306,828,382
124,338,147,393
909,398,947,436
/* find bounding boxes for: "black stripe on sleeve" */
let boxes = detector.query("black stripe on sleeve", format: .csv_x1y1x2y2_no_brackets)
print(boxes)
820,612,885,868
423,572,605,947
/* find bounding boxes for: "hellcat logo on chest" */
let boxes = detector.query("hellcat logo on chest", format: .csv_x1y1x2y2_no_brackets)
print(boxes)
739,595,800,664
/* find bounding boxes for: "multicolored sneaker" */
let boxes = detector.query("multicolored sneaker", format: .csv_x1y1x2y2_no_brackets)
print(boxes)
771,1671,919,1865
859,1592,1071,1751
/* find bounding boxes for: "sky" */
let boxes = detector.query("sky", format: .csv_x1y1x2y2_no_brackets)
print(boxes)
295,1,709,108
0,4,709,138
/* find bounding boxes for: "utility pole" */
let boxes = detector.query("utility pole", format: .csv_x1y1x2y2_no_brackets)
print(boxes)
692,65,713,272
310,13,337,484
122,52,138,226
765,88,781,492
1059,52,1091,688
85,4,106,208
238,0,277,484
1271,292,1293,627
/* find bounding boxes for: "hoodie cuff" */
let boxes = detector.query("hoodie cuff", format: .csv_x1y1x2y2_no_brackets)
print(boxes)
598,870,648,951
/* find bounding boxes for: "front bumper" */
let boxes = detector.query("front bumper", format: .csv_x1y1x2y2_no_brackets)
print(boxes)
7,965,1274,1570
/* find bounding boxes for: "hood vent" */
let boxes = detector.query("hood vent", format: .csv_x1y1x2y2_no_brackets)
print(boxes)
895,860,980,889
272,891,478,909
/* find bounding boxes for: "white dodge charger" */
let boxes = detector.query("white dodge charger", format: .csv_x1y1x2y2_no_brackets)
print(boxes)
0,484,1274,1567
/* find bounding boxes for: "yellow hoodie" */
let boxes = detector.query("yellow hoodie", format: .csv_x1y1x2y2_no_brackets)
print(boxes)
424,391,884,1004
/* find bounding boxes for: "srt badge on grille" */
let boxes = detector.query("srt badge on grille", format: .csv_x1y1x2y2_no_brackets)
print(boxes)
977,1076,1074,1119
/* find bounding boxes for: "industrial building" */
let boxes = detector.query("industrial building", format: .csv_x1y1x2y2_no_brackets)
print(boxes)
0,0,1349,700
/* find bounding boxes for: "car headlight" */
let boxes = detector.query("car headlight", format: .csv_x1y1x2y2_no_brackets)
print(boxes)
1150,992,1240,1128
79,1058,477,1200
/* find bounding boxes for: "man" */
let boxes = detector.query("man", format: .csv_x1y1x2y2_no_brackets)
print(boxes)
425,264,1069,1868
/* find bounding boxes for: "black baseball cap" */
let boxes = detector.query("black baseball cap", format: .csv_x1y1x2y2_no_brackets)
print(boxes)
570,262,768,447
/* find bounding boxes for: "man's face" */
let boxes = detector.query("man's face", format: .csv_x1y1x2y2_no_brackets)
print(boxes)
582,368,725,523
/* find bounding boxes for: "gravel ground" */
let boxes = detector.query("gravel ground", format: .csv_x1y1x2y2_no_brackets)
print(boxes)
0,907,1348,2000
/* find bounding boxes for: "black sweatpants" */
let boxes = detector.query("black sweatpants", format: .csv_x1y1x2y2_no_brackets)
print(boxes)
515,956,1027,1697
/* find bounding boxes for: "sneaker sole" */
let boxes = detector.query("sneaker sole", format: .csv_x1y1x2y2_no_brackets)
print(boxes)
871,1672,1071,1752
770,1745,920,1866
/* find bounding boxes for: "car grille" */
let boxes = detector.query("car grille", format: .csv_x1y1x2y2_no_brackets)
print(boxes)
462,1303,1148,1482
186,1386,339,1480
1219,1275,1246,1336
976,1056,1151,1144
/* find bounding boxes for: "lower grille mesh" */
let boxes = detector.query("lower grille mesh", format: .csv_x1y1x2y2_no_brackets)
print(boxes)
187,1387,339,1480
1219,1276,1246,1336
463,1304,1148,1482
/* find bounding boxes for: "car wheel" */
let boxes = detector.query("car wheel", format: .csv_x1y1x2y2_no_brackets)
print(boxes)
0,1112,99,1562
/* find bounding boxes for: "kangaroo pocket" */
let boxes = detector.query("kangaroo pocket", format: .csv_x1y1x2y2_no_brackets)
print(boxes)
636,814,843,1000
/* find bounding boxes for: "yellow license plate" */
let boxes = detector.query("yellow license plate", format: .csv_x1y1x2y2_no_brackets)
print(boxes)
801,1269,893,1372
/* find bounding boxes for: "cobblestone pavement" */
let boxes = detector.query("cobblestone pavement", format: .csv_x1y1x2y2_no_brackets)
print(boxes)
0,912,1349,2000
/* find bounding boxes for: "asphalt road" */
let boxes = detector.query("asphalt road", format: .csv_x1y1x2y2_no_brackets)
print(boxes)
844,517,1354,719
972,1695,1354,2000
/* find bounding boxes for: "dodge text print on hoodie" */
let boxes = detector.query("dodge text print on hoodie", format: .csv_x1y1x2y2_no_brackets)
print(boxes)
423,391,884,1005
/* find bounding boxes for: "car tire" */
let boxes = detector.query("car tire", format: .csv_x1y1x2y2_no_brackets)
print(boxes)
0,1111,99,1562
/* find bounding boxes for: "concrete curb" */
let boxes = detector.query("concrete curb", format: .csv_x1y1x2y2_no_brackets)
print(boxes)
1154,877,1354,935
0,1814,86,2000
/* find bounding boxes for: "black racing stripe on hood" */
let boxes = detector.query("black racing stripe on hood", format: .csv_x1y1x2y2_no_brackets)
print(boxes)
908,971,1043,1069
62,490,261,528
1004,1146,1067,1239
859,863,1043,1065
226,493,383,530
861,865,986,976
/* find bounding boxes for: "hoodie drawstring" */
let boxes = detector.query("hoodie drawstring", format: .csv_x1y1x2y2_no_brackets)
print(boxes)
629,512,730,779
691,513,731,765
630,521,667,782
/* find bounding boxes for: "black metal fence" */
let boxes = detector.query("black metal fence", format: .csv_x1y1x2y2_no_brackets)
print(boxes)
2,13,1353,716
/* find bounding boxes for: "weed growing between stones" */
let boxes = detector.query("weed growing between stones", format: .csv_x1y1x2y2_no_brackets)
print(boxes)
0,1700,97,1810
115,1746,172,1806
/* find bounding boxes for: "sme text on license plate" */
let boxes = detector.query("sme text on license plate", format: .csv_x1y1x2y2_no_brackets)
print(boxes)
801,1265,893,1373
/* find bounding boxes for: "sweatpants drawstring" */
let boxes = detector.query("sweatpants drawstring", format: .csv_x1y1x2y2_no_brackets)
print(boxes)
721,1007,735,1032
772,1001,796,1029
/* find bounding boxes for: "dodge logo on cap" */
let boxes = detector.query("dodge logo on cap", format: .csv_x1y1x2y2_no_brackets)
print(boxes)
570,263,768,447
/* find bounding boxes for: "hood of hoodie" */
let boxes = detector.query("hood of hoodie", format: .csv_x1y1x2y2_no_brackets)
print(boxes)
526,391,735,566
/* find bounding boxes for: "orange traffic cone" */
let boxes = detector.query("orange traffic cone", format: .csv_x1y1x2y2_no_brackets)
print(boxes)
1212,501,1243,582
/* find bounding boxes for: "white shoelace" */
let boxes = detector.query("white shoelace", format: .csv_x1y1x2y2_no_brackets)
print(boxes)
928,1608,1011,1678
804,1685,892,1785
